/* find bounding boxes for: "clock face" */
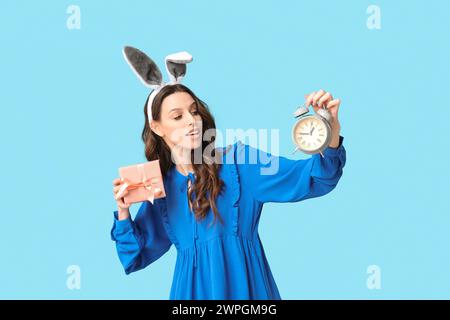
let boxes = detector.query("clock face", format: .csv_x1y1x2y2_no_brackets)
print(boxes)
293,116,330,153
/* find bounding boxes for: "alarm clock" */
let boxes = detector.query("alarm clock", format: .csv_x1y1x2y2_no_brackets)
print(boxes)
292,103,333,156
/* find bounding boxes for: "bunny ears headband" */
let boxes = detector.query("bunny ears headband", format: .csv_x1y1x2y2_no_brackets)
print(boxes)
122,46,193,122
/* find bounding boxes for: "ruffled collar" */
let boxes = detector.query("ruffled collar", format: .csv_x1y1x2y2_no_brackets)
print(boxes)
166,143,233,192
168,166,196,193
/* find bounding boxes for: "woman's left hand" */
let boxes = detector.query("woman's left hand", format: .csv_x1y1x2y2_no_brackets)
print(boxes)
304,89,341,148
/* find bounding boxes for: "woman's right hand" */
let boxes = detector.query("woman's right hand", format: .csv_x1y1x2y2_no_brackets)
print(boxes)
112,178,131,219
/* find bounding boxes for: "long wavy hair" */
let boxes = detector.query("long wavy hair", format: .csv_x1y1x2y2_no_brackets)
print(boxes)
141,84,224,225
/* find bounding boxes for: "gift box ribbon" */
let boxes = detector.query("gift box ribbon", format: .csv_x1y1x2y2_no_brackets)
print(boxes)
116,164,162,204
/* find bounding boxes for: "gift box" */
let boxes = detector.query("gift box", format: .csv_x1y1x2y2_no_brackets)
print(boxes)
116,160,166,204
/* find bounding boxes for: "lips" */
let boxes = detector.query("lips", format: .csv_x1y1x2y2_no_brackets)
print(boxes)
186,129,200,136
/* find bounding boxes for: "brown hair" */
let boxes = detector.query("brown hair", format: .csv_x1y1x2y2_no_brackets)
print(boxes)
141,84,224,225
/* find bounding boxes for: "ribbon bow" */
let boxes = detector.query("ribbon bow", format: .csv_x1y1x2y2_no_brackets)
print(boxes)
116,164,162,204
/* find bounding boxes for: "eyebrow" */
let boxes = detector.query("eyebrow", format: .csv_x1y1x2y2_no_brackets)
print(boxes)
169,101,196,114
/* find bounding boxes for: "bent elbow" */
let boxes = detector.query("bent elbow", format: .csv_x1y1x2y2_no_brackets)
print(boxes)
311,171,343,197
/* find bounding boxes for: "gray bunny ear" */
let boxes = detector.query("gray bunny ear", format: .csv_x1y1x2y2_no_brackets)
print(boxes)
165,51,193,84
123,46,163,89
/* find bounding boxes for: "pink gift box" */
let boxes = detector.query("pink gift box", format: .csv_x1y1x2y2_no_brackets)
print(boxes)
117,160,166,204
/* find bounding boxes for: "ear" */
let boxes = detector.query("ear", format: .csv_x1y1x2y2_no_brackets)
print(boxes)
165,51,193,84
150,120,164,138
123,46,163,89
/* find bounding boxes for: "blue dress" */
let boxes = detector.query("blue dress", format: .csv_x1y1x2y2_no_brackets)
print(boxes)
111,137,346,299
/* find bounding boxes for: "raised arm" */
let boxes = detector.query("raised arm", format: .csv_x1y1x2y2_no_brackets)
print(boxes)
235,137,346,204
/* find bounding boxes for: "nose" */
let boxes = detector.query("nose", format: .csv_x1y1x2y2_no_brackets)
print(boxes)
185,111,195,126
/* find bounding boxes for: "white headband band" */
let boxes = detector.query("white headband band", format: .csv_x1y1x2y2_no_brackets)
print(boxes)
122,46,193,122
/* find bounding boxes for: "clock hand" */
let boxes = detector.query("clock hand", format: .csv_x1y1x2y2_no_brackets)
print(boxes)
310,127,315,135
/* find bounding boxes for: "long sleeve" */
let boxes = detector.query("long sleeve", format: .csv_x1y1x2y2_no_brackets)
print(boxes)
110,200,172,274
235,136,346,204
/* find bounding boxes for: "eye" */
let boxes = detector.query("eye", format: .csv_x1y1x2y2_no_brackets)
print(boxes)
191,110,199,115
174,115,182,120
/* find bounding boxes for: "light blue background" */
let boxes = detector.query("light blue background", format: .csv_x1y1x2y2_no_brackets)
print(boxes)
1,0,449,299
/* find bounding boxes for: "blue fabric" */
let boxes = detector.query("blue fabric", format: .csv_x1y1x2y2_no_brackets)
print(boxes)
111,136,346,299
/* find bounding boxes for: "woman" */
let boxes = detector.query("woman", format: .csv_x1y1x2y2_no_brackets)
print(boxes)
111,48,346,299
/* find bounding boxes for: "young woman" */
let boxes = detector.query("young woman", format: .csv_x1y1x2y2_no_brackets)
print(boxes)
111,48,346,299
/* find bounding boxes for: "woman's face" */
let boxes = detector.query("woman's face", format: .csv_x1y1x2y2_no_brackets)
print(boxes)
151,91,203,151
